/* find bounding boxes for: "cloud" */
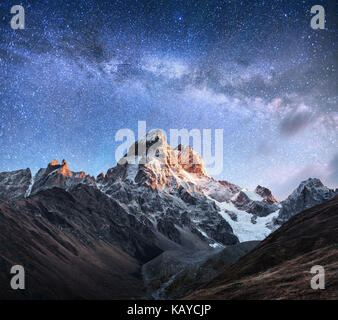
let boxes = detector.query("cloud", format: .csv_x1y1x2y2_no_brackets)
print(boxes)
279,108,313,137
183,86,229,105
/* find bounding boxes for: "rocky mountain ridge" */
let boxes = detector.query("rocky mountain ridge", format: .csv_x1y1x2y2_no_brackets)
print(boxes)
274,177,337,225
0,130,336,249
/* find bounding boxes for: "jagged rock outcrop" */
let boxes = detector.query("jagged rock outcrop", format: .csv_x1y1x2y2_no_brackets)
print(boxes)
255,185,278,203
29,159,96,197
218,180,241,195
232,189,280,217
175,144,207,176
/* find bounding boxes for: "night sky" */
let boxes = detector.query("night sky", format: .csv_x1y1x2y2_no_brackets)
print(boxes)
0,0,337,199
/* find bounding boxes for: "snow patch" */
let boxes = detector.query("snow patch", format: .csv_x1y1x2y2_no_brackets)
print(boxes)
216,200,279,242
25,174,35,198
241,189,264,201
209,243,224,248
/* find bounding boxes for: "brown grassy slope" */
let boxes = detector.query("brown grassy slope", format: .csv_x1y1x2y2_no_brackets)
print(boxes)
0,187,161,299
186,195,338,300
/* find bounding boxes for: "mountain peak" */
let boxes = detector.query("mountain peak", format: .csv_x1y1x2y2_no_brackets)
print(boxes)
46,159,71,177
140,129,167,144
255,185,278,203
298,177,323,189
274,177,336,225
120,130,207,177
58,159,71,177
49,159,60,166
118,129,170,166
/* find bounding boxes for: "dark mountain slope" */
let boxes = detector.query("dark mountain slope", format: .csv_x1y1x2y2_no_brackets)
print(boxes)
0,186,162,299
143,241,259,300
186,195,338,300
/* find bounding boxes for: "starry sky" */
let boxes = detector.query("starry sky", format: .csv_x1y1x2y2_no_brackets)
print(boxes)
0,0,337,199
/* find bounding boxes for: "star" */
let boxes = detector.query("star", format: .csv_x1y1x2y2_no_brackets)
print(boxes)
0,0,336,199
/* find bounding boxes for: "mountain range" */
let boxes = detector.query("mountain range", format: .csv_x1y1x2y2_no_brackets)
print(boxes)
0,130,337,299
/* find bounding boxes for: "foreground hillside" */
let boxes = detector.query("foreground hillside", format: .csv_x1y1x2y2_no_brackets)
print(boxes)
0,187,160,299
186,195,338,300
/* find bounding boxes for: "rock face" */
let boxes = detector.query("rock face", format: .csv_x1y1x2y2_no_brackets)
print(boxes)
175,144,207,176
186,195,338,300
232,189,280,217
99,130,239,248
274,178,337,225
29,159,96,197
255,185,278,203
0,168,32,200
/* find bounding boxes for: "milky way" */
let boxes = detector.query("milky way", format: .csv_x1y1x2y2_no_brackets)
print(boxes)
0,0,337,199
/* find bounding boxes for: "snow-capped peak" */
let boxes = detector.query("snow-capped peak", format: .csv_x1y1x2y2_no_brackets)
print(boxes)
296,177,324,192
274,177,337,225
118,129,173,166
